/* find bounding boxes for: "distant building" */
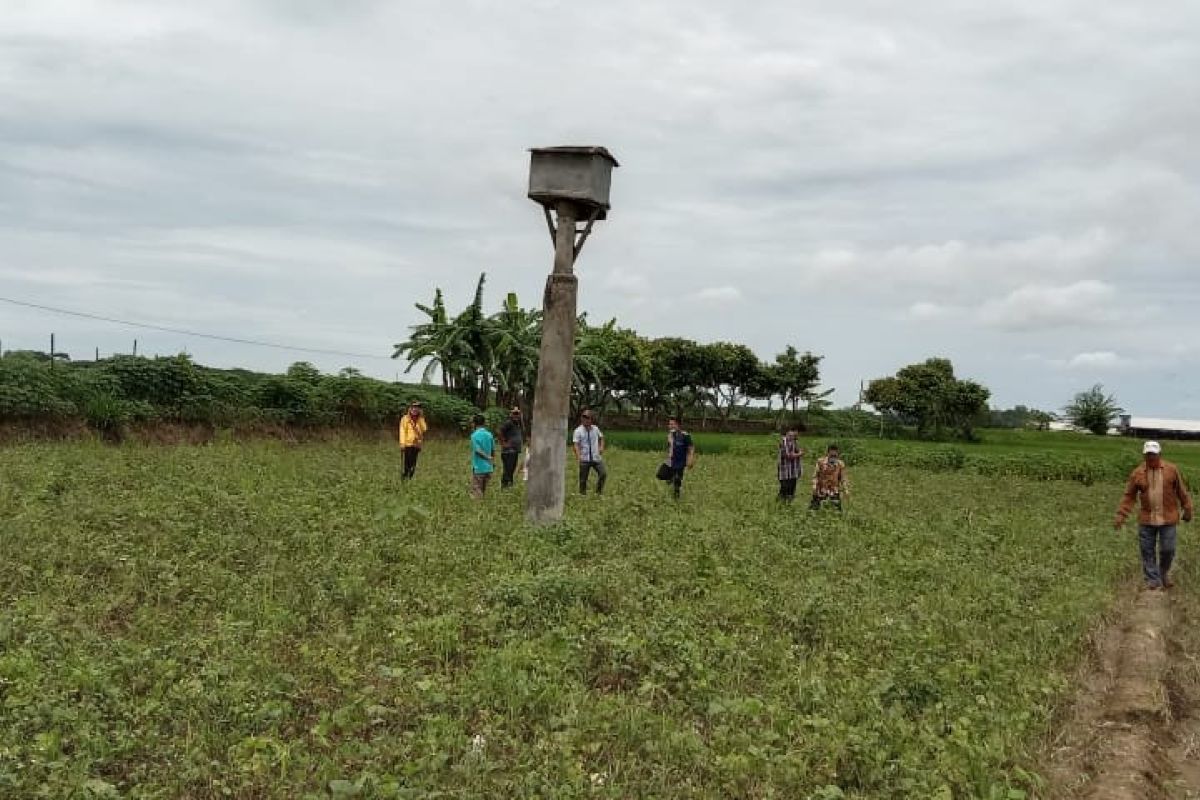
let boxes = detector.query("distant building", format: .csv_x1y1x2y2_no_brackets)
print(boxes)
1118,415,1200,441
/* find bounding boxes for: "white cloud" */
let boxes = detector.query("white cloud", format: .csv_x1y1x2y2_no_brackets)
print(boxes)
906,301,961,321
691,286,743,303
978,280,1120,331
602,266,652,298
798,228,1117,293
1066,351,1126,369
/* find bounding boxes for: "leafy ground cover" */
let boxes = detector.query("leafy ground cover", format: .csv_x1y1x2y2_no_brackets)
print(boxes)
607,428,1200,486
0,439,1156,797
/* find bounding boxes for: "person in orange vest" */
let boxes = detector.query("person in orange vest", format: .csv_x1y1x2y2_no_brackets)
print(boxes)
1114,440,1193,590
398,401,428,480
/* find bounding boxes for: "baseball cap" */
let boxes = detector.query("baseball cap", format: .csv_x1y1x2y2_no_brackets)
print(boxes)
1143,441,1162,454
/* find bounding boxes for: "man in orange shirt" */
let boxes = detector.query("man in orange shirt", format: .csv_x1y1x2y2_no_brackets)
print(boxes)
1114,441,1194,590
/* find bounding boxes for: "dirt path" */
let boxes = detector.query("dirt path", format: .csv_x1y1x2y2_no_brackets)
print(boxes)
1042,586,1200,799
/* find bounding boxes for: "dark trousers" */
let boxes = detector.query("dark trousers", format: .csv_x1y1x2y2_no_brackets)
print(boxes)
401,446,421,479
810,492,842,511
668,466,685,499
500,450,520,488
579,461,607,494
778,478,798,502
1139,524,1177,587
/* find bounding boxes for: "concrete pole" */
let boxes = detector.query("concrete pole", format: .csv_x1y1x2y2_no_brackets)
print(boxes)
525,201,579,525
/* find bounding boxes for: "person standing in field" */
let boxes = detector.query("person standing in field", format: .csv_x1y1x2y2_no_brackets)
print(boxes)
469,414,496,500
498,406,525,489
777,428,804,502
398,401,427,480
810,444,848,511
664,416,696,500
1114,440,1193,590
572,410,606,495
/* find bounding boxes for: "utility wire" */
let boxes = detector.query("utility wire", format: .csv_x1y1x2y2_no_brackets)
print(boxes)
0,295,396,361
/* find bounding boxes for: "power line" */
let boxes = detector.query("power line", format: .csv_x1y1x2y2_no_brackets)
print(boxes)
0,295,395,361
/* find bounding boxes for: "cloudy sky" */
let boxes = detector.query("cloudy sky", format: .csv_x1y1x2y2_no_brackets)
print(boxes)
3,1,1198,415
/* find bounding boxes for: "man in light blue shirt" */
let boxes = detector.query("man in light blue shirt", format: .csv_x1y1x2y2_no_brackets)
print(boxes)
469,414,495,500
572,410,606,495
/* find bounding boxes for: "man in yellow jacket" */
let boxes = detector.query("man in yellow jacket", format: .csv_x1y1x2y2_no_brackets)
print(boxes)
399,401,428,480
1115,440,1194,590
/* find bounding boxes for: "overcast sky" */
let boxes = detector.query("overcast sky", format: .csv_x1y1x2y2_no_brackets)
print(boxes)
3,1,1198,415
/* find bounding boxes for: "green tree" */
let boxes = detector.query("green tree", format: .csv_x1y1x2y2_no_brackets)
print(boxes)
770,346,823,423
1063,384,1122,435
704,341,761,427
488,292,541,410
865,357,990,439
571,319,646,419
1028,410,1054,431
393,287,467,394
394,274,499,407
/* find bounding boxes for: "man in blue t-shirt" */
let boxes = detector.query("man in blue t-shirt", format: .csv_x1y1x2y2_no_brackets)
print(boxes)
469,414,496,500
664,416,696,500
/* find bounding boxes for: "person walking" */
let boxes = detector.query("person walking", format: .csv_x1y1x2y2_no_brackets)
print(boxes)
469,414,496,500
498,407,525,489
777,428,804,502
572,410,606,495
398,401,427,480
664,416,696,500
1114,440,1193,590
810,444,848,511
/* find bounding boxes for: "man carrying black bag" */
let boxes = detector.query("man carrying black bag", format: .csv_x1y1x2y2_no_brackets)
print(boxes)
661,416,696,500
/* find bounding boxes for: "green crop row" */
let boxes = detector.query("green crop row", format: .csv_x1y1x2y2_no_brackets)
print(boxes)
0,352,481,435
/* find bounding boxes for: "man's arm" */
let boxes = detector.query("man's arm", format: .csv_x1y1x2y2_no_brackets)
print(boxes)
1115,471,1140,528
1176,469,1194,522
598,430,605,455
686,441,696,469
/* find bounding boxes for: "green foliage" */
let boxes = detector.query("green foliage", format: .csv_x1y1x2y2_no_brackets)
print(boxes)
0,440,1143,797
987,405,1055,430
1063,384,1123,436
0,353,478,434
0,352,80,418
866,358,991,440
392,276,829,426
605,429,732,455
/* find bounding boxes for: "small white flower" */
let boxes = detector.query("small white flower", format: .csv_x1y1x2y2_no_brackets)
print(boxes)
470,734,486,753
589,772,606,787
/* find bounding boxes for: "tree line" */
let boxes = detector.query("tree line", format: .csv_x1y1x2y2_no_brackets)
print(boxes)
392,274,827,426
0,351,481,435
4,272,1101,442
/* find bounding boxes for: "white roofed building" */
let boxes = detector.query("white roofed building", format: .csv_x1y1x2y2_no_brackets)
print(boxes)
1118,415,1200,440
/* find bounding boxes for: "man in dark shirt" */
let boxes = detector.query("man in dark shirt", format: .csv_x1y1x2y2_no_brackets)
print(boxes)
498,407,525,489
777,428,803,502
665,416,695,500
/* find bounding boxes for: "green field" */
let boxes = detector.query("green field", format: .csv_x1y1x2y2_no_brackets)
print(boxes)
0,435,1180,798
